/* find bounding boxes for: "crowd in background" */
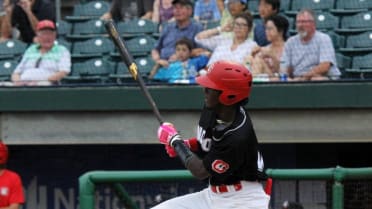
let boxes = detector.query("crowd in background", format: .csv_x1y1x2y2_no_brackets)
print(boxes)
0,0,341,85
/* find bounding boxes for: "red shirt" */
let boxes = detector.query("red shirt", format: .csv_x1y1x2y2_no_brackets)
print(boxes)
0,169,25,207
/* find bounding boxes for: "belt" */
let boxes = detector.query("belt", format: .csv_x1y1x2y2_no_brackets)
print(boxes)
210,182,242,193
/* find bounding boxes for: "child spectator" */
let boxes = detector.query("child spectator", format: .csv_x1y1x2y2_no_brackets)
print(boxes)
193,0,221,23
149,38,209,84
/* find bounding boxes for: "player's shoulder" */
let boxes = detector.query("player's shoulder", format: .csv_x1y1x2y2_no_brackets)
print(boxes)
2,169,22,179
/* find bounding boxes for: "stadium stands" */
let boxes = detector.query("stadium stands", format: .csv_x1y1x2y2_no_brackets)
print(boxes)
0,60,17,81
0,39,28,60
1,0,372,84
65,0,110,22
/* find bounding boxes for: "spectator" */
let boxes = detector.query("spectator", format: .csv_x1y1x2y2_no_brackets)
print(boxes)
193,0,221,23
0,0,55,43
11,20,71,86
219,0,248,37
152,0,173,25
281,9,341,81
101,0,154,22
138,0,154,20
247,15,289,81
195,12,256,66
254,0,280,46
0,141,25,209
149,38,209,84
151,0,203,62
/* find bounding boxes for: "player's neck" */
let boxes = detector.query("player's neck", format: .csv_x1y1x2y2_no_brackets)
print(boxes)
216,106,237,124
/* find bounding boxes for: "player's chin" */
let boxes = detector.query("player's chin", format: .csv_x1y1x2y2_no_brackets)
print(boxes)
204,101,216,110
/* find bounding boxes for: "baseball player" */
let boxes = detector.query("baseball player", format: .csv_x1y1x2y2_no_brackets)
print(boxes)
155,60,270,209
0,141,25,209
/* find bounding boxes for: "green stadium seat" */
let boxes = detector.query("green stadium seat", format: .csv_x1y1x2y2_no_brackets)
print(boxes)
331,0,372,15
327,31,345,50
336,53,351,70
287,0,335,15
65,1,110,22
56,20,72,37
247,0,259,17
72,37,114,60
0,60,17,81
109,62,132,84
117,19,159,38
0,39,27,60
55,39,72,51
109,57,154,84
345,53,372,79
135,56,155,76
337,11,372,33
280,0,291,12
68,19,106,39
65,58,115,83
315,12,339,31
111,35,157,58
339,31,372,53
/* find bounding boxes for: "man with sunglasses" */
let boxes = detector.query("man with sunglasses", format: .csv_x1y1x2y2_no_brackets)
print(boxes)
281,9,340,81
154,60,270,209
11,20,71,86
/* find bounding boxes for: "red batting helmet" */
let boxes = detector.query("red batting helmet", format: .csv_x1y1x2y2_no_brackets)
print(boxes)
0,141,8,164
196,61,252,105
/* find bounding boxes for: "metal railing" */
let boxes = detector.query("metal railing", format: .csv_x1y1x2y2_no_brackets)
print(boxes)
79,166,372,209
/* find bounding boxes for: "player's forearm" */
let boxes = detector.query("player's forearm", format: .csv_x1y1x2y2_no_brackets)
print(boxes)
185,155,210,180
173,140,209,180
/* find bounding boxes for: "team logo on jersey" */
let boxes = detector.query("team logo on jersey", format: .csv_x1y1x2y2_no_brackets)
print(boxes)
212,159,230,174
0,187,9,196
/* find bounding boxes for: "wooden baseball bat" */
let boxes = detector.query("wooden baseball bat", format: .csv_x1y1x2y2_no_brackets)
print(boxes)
104,20,164,125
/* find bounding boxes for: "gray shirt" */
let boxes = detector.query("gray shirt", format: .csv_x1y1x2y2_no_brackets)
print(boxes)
282,31,341,77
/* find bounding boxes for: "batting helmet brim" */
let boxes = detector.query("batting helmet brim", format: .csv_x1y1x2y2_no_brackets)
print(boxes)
196,75,220,90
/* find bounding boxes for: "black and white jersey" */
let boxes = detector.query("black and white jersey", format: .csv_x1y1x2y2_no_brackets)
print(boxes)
195,106,266,185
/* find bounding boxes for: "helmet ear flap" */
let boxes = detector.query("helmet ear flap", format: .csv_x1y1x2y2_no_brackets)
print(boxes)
219,91,238,105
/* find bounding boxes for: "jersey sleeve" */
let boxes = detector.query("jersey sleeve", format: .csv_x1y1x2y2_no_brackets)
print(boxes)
9,173,25,204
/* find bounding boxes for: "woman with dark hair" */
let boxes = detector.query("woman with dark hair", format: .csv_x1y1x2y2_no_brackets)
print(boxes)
195,12,257,66
246,14,289,81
